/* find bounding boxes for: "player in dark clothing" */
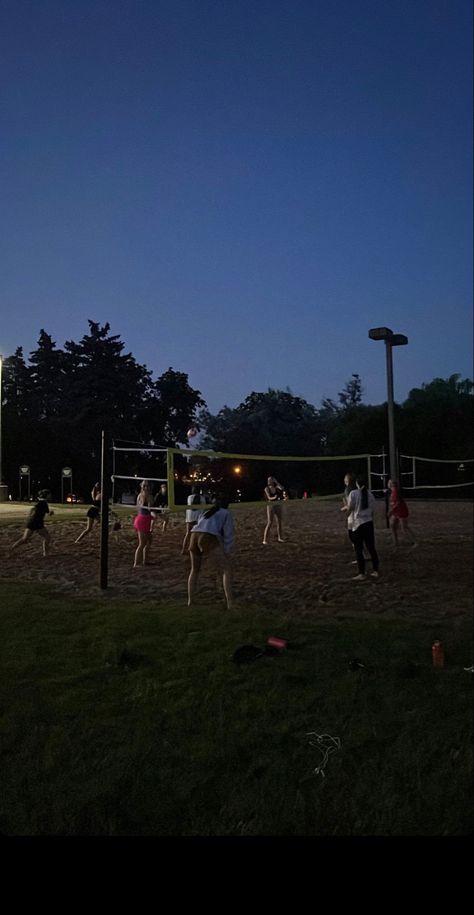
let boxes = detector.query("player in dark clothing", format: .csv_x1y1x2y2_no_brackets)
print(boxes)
11,491,54,556
75,483,101,543
153,483,170,533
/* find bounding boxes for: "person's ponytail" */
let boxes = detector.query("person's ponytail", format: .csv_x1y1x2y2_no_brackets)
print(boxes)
356,477,368,510
203,496,229,519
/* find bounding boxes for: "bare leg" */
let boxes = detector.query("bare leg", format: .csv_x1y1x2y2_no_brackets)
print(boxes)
390,518,399,548
263,507,273,544
182,522,194,555
401,519,417,546
134,531,147,567
221,555,233,609
188,550,202,606
75,517,95,543
38,528,50,556
142,532,152,565
11,528,33,551
275,509,285,542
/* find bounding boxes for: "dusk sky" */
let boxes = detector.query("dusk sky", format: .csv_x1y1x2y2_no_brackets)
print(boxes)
1,0,472,413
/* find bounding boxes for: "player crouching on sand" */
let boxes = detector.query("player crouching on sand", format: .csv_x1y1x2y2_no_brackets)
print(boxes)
187,496,235,609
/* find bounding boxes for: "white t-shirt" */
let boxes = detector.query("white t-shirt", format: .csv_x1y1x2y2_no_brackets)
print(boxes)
347,488,376,531
186,493,207,523
192,508,235,552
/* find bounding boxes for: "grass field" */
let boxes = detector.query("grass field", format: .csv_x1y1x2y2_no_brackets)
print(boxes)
0,500,472,835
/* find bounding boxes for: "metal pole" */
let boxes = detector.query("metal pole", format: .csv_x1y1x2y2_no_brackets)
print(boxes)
112,440,116,505
167,448,175,509
0,355,3,485
412,455,416,490
385,340,396,481
100,430,110,589
382,446,389,528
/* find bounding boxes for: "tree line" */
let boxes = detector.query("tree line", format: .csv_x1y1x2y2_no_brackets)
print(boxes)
2,320,472,499
2,321,204,498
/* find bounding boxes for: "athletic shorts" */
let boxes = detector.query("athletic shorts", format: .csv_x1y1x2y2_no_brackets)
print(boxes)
267,502,282,516
188,532,219,555
87,506,100,520
26,521,44,532
391,502,409,519
134,514,152,534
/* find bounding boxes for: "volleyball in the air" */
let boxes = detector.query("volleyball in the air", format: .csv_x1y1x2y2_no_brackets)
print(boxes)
187,427,198,439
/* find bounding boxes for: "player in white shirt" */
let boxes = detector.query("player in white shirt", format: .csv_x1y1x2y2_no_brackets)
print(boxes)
181,486,207,554
342,477,380,580
187,498,235,609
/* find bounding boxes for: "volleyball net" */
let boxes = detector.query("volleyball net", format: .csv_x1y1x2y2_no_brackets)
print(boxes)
398,454,474,493
111,442,473,510
112,442,377,510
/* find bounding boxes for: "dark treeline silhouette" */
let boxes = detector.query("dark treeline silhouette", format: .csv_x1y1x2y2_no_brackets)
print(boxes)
2,321,205,499
197,374,473,499
2,325,472,500
199,374,473,459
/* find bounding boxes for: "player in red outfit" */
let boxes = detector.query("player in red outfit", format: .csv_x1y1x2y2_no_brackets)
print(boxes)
387,479,417,548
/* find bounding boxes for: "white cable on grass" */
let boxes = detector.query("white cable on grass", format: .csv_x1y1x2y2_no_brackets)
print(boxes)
306,732,341,778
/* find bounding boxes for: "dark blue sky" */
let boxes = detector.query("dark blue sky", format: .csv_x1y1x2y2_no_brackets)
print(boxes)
1,0,472,412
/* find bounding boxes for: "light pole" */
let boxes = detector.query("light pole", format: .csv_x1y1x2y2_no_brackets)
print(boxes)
0,354,10,501
0,354,4,498
368,327,408,482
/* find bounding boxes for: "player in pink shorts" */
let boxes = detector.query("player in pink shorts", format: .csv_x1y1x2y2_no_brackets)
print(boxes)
133,481,155,567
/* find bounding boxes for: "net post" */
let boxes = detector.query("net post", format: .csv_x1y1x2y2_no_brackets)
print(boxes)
167,448,175,510
367,454,371,489
412,455,416,489
99,429,110,590
111,439,116,505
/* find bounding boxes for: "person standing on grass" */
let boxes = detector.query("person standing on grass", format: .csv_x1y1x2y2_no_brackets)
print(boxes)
75,482,101,544
342,476,379,581
182,485,207,555
187,497,234,609
11,490,54,557
262,476,285,544
133,480,155,568
387,479,417,548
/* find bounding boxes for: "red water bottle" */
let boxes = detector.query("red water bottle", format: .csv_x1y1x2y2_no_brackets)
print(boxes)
267,637,288,650
432,640,444,668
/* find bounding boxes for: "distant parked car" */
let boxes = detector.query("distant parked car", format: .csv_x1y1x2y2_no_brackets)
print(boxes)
66,494,83,504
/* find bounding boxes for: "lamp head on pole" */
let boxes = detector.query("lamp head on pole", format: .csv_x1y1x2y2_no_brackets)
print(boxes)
368,327,393,341
390,334,408,346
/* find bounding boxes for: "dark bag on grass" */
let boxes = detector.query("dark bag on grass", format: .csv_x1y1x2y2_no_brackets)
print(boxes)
232,645,264,664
